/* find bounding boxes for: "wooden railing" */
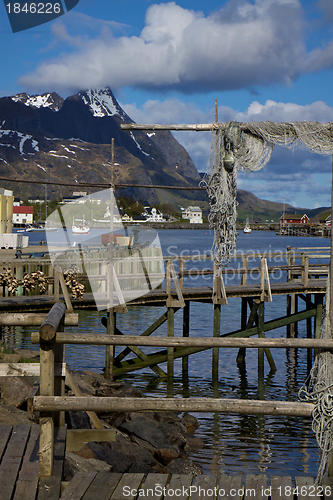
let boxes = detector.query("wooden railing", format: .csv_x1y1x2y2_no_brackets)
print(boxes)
0,247,328,302
31,302,333,477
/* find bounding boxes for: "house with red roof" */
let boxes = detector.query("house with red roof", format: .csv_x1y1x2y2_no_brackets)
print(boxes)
280,214,309,225
13,206,33,225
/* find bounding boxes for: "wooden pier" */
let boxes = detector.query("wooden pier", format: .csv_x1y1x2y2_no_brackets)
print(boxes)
1,246,332,497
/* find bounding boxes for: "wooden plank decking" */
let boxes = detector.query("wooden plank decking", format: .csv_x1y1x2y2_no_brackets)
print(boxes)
1,425,333,499
60,471,333,500
0,424,39,500
0,425,66,500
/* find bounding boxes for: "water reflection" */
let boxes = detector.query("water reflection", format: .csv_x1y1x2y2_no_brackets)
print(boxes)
4,230,328,477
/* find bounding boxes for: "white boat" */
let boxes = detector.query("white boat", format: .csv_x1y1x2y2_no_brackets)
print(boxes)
243,219,251,234
17,224,57,233
72,217,90,234
142,207,166,222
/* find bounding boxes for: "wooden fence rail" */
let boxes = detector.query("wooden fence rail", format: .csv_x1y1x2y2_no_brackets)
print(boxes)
33,300,326,477
31,332,333,349
0,247,329,299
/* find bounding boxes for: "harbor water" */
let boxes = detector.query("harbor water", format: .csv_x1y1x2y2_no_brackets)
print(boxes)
6,229,331,477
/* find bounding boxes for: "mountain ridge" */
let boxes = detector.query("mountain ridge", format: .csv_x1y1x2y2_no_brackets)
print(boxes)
0,88,328,221
0,88,203,206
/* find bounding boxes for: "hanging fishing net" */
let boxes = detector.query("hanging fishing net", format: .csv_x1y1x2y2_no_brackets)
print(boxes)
201,119,333,483
201,120,333,266
298,276,333,485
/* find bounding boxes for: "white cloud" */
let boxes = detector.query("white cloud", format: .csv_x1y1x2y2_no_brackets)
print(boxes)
19,0,331,95
123,96,333,207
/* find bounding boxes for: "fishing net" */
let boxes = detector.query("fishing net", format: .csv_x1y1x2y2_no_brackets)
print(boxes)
298,276,333,486
201,120,333,265
199,118,333,482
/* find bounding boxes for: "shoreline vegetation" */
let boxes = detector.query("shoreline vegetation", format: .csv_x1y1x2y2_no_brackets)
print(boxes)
0,342,204,479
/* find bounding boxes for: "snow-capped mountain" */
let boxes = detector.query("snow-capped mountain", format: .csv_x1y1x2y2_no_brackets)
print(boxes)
78,88,130,120
0,88,202,204
11,92,64,111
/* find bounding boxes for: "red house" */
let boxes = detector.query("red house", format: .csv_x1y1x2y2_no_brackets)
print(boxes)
280,214,309,224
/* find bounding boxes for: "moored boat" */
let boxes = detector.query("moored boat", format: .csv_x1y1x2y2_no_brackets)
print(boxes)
72,217,90,234
243,218,251,233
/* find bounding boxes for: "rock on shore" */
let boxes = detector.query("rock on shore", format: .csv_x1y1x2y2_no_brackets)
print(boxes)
0,345,204,477
63,369,204,479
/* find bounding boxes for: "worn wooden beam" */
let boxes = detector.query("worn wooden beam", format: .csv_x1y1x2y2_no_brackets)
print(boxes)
0,363,64,377
30,333,333,349
33,395,314,417
113,309,178,364
66,429,116,452
105,321,167,378
31,307,318,377
121,123,219,131
39,302,66,342
0,312,78,327
65,368,104,430
39,341,54,477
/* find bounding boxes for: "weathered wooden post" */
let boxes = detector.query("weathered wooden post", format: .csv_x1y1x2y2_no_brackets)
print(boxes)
241,256,248,285
15,263,23,296
167,306,174,379
105,138,115,380
54,267,60,302
314,294,324,358
105,309,116,380
257,300,265,399
212,303,221,381
179,257,185,289
286,246,291,282
182,301,190,378
287,294,298,337
236,297,248,366
39,301,66,477
306,293,313,371
53,314,65,427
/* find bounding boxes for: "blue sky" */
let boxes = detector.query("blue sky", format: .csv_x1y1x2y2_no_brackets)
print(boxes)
1,0,333,208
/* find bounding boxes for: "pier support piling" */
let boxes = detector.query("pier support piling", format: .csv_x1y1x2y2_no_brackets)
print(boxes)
105,309,116,380
306,294,313,371
167,307,174,380
182,301,190,378
212,303,221,381
236,297,248,366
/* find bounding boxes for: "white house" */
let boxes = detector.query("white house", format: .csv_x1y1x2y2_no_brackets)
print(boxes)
182,206,203,224
13,206,33,225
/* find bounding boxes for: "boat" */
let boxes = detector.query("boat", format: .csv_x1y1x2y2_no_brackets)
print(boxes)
243,219,251,234
72,217,90,234
142,207,166,222
17,224,57,233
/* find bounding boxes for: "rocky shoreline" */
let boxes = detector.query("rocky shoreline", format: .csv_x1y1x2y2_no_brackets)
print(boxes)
0,344,204,479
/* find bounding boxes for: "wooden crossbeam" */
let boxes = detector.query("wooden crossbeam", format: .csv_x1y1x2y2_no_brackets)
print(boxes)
166,260,185,307
34,395,314,417
121,123,219,131
101,316,167,377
